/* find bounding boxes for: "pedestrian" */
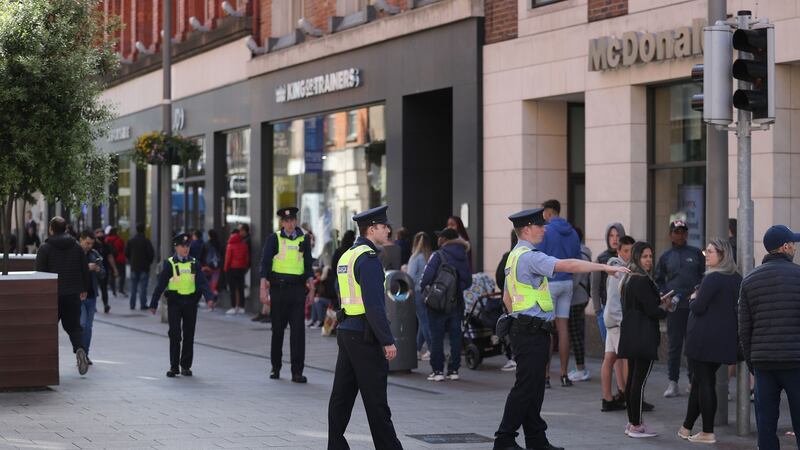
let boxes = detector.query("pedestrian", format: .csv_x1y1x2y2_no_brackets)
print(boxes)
327,205,402,450
656,219,705,398
739,225,800,449
447,215,472,270
420,227,471,382
200,229,223,310
395,227,412,266
106,226,126,296
493,208,629,450
407,231,433,361
617,241,672,438
124,223,155,310
259,207,313,383
224,228,250,315
591,223,626,344
678,238,741,444
379,224,402,270
34,216,91,375
309,265,334,328
149,233,214,377
600,235,637,412
188,229,203,260
79,230,106,364
538,199,581,388
24,221,41,254
93,228,118,313
496,229,518,372
567,227,592,382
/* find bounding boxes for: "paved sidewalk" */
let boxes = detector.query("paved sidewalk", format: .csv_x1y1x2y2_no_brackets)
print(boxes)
0,293,794,449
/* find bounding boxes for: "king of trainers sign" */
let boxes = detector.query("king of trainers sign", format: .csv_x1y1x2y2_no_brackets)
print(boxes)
588,19,705,71
275,68,362,103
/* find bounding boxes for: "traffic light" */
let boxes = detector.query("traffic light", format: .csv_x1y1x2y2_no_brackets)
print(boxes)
691,24,732,125
731,23,775,124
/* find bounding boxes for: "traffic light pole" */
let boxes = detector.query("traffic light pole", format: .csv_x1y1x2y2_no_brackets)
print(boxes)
735,11,754,437
707,0,729,428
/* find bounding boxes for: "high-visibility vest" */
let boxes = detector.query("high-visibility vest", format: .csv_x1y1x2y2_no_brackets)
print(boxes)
336,245,376,316
167,257,197,295
505,246,553,313
272,234,305,275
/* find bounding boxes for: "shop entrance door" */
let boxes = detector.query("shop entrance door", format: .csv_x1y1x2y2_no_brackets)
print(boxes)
402,88,453,236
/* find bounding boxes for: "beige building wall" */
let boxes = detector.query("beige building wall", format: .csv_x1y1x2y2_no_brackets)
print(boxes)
483,0,800,271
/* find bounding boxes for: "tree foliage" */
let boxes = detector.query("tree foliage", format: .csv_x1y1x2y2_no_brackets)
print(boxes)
0,0,119,273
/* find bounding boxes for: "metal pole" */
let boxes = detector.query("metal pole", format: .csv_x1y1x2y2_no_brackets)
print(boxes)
735,10,754,438
159,0,173,323
707,0,730,427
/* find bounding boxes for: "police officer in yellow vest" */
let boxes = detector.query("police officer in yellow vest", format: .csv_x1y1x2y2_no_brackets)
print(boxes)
327,205,402,450
494,209,629,450
149,233,214,378
259,207,313,383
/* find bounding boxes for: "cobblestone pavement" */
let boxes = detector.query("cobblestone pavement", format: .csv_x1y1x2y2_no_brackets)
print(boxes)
0,293,794,449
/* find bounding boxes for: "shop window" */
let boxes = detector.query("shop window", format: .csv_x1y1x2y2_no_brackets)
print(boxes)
567,103,585,233
346,110,358,141
115,153,132,240
337,0,367,16
272,0,304,37
273,104,386,261
171,136,206,232
531,0,562,8
648,82,707,255
225,128,251,226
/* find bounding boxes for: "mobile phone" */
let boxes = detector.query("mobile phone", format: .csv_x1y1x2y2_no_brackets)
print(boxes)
661,289,675,299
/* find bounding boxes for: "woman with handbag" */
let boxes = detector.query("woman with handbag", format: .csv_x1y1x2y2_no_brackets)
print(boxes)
618,241,672,438
677,238,741,444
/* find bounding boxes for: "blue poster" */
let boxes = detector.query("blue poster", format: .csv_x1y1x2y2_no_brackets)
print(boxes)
304,117,324,173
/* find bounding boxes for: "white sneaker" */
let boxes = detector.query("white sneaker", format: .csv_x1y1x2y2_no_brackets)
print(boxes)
226,308,237,315
568,368,591,382
418,351,430,361
627,423,658,438
501,360,517,371
236,307,245,315
446,371,459,381
664,381,680,398
427,371,445,382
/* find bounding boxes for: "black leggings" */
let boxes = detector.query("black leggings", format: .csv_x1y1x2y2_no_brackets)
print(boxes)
683,360,721,433
568,303,587,366
227,269,246,308
626,358,654,426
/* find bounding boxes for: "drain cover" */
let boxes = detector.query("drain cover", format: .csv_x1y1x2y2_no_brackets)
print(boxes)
407,433,493,444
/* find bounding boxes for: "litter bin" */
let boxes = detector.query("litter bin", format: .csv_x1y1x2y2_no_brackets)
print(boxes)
384,270,418,372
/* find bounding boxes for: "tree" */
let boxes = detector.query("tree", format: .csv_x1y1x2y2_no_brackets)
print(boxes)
0,0,118,274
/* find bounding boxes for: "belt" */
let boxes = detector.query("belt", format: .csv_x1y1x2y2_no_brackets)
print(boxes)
269,275,305,286
511,315,555,335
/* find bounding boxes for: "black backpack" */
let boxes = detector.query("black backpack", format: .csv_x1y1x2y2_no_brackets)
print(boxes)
423,250,459,313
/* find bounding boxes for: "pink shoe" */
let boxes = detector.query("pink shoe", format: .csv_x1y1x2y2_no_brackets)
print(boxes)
627,423,658,438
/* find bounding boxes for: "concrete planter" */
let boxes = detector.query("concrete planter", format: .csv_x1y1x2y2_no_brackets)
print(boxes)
1,254,37,272
0,272,59,389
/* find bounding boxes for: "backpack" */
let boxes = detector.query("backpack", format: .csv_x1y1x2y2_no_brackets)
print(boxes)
423,250,459,314
205,243,220,269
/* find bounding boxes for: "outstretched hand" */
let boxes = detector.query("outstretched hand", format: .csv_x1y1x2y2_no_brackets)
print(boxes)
605,265,630,278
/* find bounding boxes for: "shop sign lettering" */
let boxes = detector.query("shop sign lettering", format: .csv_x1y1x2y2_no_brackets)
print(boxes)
275,68,361,103
589,19,705,71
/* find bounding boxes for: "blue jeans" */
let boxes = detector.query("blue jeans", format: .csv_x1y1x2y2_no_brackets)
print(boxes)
428,306,463,373
596,304,607,343
80,297,97,355
415,293,432,352
754,367,800,450
129,271,149,309
311,297,331,323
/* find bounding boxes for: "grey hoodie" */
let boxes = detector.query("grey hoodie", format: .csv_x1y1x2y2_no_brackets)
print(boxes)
603,256,626,328
590,222,626,313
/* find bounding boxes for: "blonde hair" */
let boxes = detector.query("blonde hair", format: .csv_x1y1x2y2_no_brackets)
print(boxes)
706,237,738,275
410,232,433,262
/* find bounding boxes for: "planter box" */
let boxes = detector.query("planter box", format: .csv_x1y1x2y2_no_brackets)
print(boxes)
1,254,37,272
0,272,59,388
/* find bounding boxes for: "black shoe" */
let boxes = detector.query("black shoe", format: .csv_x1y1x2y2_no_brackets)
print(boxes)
260,316,271,323
166,369,178,378
251,313,264,322
530,444,564,450
544,377,551,389
492,444,525,450
140,306,148,311
269,370,280,379
291,375,307,383
104,304,110,313
180,368,192,377
601,398,626,412
560,375,573,387
642,400,654,412
87,357,93,366
76,349,89,375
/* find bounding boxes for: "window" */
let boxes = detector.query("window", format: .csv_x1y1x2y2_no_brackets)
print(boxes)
171,136,206,232
567,103,585,233
336,0,367,16
115,153,132,239
531,0,562,7
226,128,251,226
648,82,707,255
271,0,304,37
273,104,386,260
346,110,358,141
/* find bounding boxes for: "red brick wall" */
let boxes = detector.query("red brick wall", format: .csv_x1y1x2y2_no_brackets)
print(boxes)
588,0,627,22
305,0,337,35
485,0,517,44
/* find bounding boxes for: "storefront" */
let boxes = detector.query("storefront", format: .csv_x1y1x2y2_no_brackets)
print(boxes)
97,13,483,308
482,0,800,271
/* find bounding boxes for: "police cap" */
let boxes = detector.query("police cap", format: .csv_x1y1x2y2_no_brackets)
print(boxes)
173,232,191,247
508,208,546,228
352,205,390,226
277,207,299,220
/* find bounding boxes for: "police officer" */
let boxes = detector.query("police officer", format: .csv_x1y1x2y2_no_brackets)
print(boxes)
149,233,213,378
259,207,313,383
494,208,629,450
327,205,402,450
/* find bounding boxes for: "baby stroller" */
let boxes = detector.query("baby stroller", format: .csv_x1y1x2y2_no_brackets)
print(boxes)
463,292,509,369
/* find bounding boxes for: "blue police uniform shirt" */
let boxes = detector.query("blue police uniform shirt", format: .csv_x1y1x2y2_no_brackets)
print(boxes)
506,240,558,321
149,253,214,309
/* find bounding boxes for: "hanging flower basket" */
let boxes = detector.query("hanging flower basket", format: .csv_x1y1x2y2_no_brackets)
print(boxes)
132,132,202,167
